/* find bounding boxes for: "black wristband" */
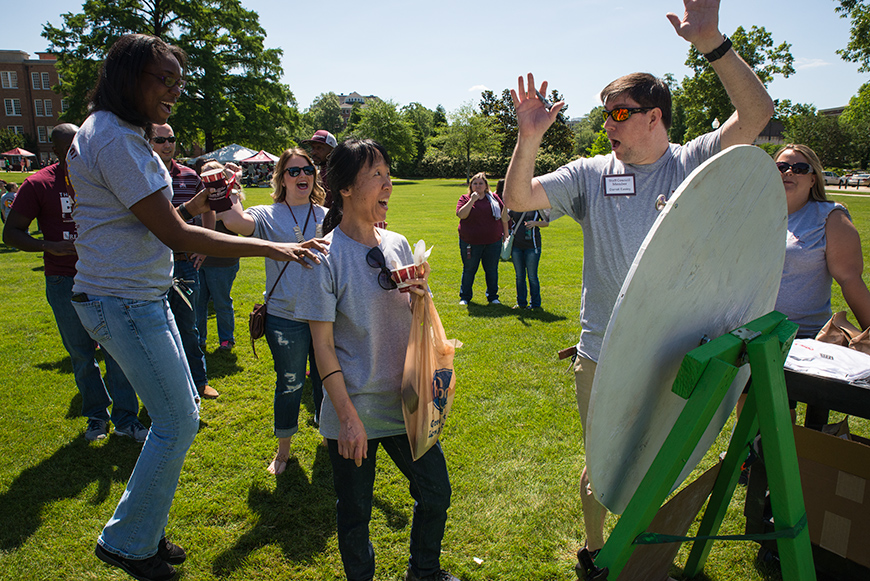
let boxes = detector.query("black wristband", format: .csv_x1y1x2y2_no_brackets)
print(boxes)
177,203,193,221
703,36,732,63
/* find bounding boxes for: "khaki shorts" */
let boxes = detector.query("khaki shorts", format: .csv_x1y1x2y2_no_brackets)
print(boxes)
573,355,597,439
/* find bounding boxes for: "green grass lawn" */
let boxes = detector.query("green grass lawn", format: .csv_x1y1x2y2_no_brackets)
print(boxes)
0,176,868,580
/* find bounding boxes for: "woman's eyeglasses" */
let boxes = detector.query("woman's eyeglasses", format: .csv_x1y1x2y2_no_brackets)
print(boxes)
366,247,397,290
284,166,316,177
144,71,187,91
602,107,653,122
151,136,176,144
775,162,813,175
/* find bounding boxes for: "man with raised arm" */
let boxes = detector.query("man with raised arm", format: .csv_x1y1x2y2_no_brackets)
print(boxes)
503,0,774,557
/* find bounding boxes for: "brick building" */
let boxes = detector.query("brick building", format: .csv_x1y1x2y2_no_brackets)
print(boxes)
1,50,67,165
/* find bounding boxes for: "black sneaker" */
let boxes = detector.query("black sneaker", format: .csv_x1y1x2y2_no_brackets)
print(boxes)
95,543,176,581
157,537,186,564
404,569,460,581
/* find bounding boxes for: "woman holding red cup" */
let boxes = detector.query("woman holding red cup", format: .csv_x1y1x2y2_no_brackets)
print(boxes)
216,148,328,475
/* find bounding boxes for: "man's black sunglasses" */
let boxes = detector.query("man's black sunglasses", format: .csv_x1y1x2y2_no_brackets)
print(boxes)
366,246,397,290
151,136,176,144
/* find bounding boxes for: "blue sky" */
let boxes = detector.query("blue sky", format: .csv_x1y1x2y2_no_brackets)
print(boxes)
5,0,868,120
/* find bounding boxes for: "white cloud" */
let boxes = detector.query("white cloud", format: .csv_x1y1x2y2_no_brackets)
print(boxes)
795,57,830,70
469,84,489,92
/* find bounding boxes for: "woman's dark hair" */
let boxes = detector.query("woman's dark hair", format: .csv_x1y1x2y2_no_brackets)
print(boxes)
89,34,187,130
322,139,391,235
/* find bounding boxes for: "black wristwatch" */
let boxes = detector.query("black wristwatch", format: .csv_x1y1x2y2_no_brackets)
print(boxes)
177,203,193,221
703,36,732,63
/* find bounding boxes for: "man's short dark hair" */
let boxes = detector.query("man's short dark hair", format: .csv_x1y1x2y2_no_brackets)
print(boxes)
89,34,186,129
51,123,79,145
600,73,672,131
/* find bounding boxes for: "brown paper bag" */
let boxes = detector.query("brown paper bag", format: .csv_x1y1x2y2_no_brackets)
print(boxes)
815,311,870,355
401,293,462,460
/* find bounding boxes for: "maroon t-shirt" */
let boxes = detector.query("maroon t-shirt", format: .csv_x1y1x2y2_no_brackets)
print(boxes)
456,192,504,245
169,159,204,223
10,163,78,276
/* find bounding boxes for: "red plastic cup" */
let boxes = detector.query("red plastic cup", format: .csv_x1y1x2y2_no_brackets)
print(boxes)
391,264,417,293
201,169,233,212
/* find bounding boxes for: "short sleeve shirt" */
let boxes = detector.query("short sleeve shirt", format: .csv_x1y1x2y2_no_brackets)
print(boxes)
539,130,721,361
295,227,415,439
10,163,78,276
67,110,174,300
246,201,326,321
457,192,504,245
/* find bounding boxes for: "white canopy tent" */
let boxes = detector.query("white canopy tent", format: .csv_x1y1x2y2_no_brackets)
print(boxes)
194,144,256,164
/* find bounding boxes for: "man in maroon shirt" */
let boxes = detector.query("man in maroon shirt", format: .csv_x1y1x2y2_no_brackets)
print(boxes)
3,124,146,442
150,123,219,399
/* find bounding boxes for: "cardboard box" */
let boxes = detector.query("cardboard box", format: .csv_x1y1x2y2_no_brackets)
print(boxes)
793,422,870,569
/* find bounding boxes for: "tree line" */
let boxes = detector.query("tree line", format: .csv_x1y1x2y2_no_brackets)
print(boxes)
26,0,870,177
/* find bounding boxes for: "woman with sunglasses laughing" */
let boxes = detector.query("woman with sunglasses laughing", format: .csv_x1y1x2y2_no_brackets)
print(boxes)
774,143,870,337
295,139,459,581
216,147,329,475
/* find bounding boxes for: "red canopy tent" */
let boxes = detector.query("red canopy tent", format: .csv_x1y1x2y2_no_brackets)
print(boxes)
240,150,279,163
1,147,36,157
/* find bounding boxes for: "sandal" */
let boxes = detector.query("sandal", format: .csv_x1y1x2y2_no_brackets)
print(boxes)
267,451,289,475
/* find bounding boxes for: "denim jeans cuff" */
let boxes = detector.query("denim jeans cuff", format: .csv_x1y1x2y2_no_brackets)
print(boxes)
274,426,300,439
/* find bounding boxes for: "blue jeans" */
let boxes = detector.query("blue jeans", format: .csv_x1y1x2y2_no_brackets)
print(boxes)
327,436,451,581
45,275,140,429
458,239,500,302
196,262,239,345
264,314,322,437
168,260,207,389
73,293,200,559
511,246,542,308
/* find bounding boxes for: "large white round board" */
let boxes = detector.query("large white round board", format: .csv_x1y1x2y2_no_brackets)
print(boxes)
586,145,787,514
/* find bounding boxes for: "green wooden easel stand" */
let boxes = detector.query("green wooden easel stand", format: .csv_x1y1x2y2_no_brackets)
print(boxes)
577,311,816,580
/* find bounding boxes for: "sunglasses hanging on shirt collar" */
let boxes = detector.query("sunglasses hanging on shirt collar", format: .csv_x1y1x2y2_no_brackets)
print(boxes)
366,246,398,291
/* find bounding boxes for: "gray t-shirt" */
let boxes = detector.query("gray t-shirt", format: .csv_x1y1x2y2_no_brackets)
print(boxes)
540,130,721,361
246,201,326,321
295,227,415,439
775,200,849,338
68,110,173,300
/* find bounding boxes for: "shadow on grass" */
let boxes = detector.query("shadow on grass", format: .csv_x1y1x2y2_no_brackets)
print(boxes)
211,447,337,575
211,444,412,576
464,302,567,323
35,355,74,374
35,345,113,376
204,349,244,380
669,546,785,580
0,435,140,552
